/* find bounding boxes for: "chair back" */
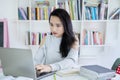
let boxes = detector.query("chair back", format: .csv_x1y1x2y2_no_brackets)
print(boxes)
112,58,120,70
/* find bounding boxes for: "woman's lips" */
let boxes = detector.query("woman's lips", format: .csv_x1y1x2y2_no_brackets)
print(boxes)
52,32,57,35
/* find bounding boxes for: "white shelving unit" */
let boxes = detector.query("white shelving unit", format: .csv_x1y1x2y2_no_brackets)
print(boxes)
16,0,120,62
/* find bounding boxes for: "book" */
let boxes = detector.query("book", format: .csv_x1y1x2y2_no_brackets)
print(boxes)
85,7,91,20
99,1,108,20
84,0,99,7
93,31,97,45
80,65,116,80
90,7,96,20
82,29,87,45
35,7,40,20
35,0,50,6
90,31,94,45
56,68,79,77
109,8,120,19
18,7,27,20
27,6,31,20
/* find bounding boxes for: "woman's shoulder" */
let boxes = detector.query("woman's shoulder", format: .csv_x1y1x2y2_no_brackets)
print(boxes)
45,34,55,41
71,34,79,50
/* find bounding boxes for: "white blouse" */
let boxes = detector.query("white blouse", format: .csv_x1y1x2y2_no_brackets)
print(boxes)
34,35,78,71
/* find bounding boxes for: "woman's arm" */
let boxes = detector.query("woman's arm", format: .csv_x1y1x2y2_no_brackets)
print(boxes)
34,37,47,65
50,48,78,71
34,36,52,73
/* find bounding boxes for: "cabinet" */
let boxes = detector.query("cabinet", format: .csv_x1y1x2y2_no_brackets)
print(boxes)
16,0,120,57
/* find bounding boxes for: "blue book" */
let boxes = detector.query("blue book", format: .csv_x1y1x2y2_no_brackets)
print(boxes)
84,31,88,45
18,8,27,20
85,7,91,20
90,7,96,20
94,7,98,20
18,8,24,20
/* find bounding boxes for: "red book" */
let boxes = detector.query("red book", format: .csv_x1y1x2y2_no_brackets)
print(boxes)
116,64,120,74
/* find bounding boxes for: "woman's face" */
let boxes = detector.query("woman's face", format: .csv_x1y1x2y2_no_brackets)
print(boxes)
49,16,64,38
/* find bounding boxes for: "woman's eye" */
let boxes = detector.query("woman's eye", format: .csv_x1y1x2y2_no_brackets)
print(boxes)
50,23,53,26
56,24,61,27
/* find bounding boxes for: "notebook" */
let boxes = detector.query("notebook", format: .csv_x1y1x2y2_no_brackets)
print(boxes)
0,47,55,80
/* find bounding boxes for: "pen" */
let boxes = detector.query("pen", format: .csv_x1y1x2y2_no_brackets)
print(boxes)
53,73,56,80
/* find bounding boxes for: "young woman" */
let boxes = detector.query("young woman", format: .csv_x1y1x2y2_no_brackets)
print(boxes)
34,8,79,73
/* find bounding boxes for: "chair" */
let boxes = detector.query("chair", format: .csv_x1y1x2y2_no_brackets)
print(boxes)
112,58,120,70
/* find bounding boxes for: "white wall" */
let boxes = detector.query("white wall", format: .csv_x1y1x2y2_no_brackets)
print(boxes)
0,0,17,19
99,29,120,69
0,0,25,48
0,0,120,68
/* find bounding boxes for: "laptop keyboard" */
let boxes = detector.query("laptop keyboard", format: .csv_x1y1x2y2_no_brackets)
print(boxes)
37,71,56,80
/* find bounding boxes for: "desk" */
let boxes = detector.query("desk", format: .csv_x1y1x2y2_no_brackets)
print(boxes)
41,74,88,80
0,70,88,80
0,69,120,80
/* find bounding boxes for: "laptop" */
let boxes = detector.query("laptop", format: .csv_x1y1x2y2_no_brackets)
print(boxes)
0,47,55,80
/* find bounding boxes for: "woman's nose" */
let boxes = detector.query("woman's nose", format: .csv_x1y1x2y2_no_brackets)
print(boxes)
52,26,56,31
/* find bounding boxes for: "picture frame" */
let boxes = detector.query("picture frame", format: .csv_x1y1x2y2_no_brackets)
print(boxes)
0,19,9,48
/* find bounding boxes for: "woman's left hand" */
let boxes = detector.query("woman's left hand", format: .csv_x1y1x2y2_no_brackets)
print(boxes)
35,64,52,73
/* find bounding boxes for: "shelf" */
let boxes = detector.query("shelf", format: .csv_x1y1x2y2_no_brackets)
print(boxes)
17,20,30,23
16,20,83,23
72,20,82,23
80,45,105,47
15,0,120,56
82,20,108,22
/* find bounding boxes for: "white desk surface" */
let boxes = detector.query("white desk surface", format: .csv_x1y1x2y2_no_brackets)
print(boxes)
40,74,88,80
0,70,88,80
0,68,120,80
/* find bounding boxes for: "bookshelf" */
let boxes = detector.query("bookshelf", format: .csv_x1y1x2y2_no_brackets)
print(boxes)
16,0,120,59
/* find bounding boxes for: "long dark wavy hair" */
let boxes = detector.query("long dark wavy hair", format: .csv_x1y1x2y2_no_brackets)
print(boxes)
49,8,76,58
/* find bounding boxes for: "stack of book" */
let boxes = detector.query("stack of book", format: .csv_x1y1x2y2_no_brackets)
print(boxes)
80,65,116,80
84,0,108,20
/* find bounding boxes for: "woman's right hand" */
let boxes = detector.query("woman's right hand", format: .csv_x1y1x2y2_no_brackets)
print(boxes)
35,64,52,73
